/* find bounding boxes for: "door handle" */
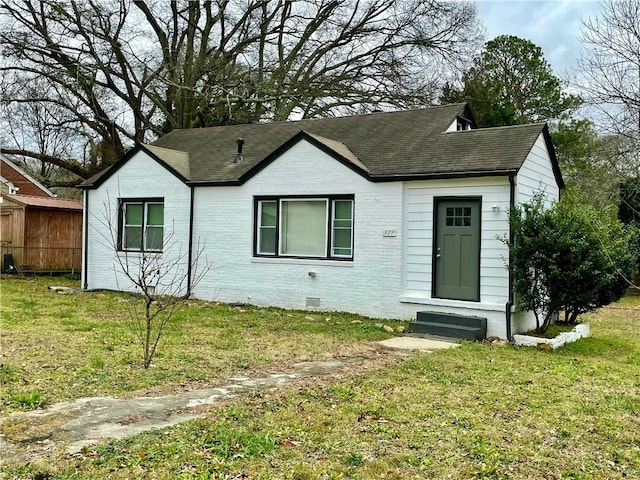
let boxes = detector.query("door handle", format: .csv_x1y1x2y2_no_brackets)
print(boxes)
436,247,441,259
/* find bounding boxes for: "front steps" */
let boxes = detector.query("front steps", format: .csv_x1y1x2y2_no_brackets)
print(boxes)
408,311,487,341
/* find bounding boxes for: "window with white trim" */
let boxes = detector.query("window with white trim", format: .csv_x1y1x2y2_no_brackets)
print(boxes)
255,196,354,259
119,199,164,252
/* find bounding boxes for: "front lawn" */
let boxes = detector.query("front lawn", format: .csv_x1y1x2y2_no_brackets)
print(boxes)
0,277,394,411
2,278,640,479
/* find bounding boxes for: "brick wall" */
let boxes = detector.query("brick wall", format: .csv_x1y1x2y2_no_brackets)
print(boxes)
83,151,192,295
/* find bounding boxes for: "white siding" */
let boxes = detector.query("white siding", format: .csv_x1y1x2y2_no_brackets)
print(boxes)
516,133,560,205
191,139,406,317
83,151,192,295
510,132,561,335
399,177,512,337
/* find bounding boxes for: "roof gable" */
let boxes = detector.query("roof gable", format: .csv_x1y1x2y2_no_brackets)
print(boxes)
148,103,472,185
79,103,562,189
238,130,370,184
541,124,564,189
79,144,191,189
0,155,55,197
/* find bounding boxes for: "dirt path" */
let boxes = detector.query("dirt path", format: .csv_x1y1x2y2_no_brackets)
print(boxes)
1,345,411,462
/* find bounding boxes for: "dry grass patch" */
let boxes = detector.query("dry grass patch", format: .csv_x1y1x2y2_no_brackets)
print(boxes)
0,277,395,410
3,279,640,479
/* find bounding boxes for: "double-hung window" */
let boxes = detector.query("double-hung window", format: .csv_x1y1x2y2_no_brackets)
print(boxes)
119,198,164,252
255,196,354,260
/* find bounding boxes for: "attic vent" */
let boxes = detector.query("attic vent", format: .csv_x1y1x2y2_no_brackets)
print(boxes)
457,117,472,131
234,138,244,163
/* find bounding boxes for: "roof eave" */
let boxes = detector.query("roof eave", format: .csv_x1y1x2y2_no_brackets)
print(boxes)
541,124,565,189
1,194,82,211
186,179,244,187
369,169,520,182
187,168,520,186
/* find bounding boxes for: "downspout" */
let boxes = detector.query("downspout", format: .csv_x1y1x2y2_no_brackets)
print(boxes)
82,189,89,290
186,185,195,297
506,175,516,342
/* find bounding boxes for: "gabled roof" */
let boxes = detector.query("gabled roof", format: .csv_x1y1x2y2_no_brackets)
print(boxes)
0,155,55,197
304,132,369,174
1,194,82,211
79,103,563,189
142,144,191,180
80,143,191,188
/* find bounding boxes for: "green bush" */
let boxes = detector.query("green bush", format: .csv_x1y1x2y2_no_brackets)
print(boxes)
507,191,637,332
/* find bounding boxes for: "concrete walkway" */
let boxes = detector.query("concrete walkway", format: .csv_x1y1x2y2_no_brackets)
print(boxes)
378,336,460,351
0,337,458,460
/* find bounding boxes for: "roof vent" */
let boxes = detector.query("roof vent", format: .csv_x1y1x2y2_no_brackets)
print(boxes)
234,138,244,163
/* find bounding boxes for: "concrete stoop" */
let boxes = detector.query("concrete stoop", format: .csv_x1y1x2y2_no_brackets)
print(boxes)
409,311,487,341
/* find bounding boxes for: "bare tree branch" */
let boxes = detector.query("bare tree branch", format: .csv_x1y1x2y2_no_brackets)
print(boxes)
1,0,482,181
578,0,640,142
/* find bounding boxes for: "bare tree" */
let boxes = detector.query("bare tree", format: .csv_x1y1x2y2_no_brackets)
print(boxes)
578,0,640,141
0,0,482,181
2,81,84,191
94,195,213,369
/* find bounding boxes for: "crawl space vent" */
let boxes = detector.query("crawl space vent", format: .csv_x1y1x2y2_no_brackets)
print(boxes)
306,297,321,307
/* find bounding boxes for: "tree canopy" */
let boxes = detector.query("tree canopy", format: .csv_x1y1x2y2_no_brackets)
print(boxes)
0,0,482,182
441,35,580,127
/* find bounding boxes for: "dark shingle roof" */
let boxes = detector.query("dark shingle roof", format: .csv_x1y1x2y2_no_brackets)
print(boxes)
79,103,561,188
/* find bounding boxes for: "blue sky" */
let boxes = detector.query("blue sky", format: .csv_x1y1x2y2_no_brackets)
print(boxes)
475,0,603,79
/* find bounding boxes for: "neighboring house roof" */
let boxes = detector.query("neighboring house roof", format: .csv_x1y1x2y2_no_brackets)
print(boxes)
0,194,82,211
79,103,563,188
0,155,55,197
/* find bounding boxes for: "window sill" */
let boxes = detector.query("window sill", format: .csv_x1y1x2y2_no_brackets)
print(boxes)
251,257,354,267
399,295,504,312
117,250,163,255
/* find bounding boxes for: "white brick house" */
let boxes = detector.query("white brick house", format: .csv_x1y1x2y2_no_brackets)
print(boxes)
79,104,563,339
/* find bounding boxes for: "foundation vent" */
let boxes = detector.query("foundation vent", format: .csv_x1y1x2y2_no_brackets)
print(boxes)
306,297,321,308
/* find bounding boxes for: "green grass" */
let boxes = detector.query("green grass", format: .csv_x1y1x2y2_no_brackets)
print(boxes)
0,277,396,411
2,278,640,478
2,389,48,409
0,363,19,384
